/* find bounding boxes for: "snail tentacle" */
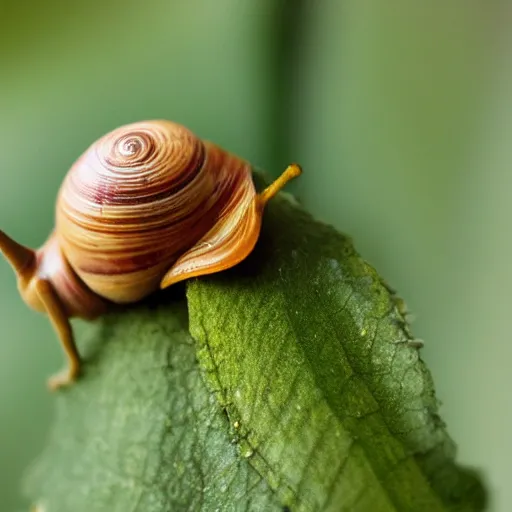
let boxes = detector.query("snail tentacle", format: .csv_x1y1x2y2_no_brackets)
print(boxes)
0,231,81,388
258,163,302,207
0,230,35,275
35,279,81,390
160,163,303,288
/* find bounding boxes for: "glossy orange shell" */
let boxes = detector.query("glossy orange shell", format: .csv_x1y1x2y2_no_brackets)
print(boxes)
55,120,261,303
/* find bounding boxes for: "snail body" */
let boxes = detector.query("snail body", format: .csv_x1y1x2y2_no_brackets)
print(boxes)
0,120,301,389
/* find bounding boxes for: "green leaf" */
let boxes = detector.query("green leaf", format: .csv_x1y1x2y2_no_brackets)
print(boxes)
24,173,486,511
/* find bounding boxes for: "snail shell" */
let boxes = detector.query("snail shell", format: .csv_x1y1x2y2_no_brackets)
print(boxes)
55,120,259,304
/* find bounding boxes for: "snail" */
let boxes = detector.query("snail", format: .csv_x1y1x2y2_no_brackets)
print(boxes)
0,120,301,390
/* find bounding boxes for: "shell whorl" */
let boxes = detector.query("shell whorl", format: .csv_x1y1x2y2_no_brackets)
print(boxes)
65,121,207,213
55,120,253,303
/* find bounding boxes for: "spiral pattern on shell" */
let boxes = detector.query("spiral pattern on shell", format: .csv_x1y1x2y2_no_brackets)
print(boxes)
55,120,254,303
74,121,206,210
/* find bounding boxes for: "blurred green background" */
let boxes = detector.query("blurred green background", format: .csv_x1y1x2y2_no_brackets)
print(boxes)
0,0,509,510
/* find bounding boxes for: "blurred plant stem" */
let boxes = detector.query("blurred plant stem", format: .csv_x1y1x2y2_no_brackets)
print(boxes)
265,0,307,172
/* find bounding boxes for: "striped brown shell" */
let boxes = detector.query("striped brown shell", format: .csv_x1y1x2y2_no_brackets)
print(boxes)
55,120,260,303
